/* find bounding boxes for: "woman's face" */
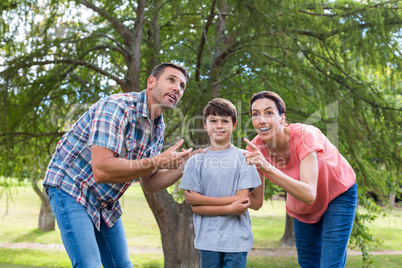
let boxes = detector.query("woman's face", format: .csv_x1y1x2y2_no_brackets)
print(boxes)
251,98,285,141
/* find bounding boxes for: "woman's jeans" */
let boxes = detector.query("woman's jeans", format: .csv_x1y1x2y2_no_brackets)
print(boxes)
293,183,357,268
48,187,133,268
200,250,248,268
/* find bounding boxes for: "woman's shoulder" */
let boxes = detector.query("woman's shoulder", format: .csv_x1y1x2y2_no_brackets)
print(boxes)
290,123,326,156
290,123,323,138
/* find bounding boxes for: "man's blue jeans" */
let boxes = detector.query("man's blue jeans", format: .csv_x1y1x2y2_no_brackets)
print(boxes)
293,182,358,268
48,187,133,268
200,250,247,268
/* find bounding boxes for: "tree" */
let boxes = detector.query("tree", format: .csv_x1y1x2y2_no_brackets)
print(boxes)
2,0,201,265
1,0,401,266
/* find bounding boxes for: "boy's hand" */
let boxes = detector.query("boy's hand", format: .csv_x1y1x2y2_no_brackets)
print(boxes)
229,198,250,215
184,190,203,205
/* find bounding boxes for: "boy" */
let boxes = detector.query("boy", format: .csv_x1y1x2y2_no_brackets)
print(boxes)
180,98,263,268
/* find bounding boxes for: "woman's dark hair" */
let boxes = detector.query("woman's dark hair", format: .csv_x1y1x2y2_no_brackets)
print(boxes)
249,91,286,115
151,62,190,81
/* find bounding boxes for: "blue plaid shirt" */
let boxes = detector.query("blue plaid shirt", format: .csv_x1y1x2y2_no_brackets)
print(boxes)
43,90,165,230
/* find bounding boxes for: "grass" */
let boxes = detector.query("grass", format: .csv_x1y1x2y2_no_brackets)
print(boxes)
364,207,402,251
246,255,402,268
250,200,287,249
0,248,163,268
0,183,401,267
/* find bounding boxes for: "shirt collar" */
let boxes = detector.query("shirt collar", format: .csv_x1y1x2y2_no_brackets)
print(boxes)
135,90,164,126
135,90,149,119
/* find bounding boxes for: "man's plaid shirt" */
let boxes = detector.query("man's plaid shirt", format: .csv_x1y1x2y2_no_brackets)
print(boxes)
43,90,165,230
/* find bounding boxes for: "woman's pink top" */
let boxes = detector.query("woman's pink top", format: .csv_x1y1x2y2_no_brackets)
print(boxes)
247,123,356,223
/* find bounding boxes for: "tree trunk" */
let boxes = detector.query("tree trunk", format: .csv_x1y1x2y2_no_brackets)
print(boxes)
137,1,199,265
142,187,200,268
389,178,397,207
281,192,295,247
147,0,162,73
210,0,227,98
281,212,295,247
122,0,145,93
32,179,55,231
389,193,396,207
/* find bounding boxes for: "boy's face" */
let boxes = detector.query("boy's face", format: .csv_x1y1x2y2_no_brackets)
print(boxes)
203,115,238,148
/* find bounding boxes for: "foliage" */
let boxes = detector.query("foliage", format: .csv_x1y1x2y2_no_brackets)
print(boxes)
1,0,402,265
350,193,386,266
264,178,285,201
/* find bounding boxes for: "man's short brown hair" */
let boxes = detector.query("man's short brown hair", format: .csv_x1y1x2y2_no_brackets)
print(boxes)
203,98,237,124
151,62,190,81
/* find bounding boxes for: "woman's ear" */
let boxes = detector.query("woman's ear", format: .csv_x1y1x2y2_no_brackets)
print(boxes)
280,113,286,124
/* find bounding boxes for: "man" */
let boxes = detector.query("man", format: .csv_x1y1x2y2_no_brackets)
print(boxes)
43,62,198,267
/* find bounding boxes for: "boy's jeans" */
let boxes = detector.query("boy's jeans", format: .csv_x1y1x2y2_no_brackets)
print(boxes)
200,250,247,268
293,182,358,268
48,187,133,268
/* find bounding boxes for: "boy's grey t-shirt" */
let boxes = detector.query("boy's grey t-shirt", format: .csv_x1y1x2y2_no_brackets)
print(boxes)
179,145,261,253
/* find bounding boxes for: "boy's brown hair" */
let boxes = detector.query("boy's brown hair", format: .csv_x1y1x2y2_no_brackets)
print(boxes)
203,98,237,124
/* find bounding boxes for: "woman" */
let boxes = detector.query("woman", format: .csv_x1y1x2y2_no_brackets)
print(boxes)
243,91,357,268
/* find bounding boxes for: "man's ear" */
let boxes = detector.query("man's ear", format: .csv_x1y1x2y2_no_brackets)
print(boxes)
147,75,156,90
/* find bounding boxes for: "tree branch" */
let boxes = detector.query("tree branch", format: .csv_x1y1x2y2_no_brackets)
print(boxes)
296,18,402,40
30,59,126,88
81,44,125,58
133,0,146,44
195,0,218,82
303,1,400,13
68,72,91,91
298,9,336,17
213,40,241,69
292,38,402,112
79,0,132,44
299,1,400,18
94,34,130,56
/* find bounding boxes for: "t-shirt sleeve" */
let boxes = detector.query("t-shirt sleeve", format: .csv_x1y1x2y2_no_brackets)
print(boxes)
179,156,202,193
295,125,324,161
88,99,129,155
237,154,262,192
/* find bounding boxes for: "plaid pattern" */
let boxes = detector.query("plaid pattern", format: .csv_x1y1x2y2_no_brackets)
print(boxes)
44,90,165,230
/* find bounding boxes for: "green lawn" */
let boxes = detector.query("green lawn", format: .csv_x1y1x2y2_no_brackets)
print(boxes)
0,183,401,267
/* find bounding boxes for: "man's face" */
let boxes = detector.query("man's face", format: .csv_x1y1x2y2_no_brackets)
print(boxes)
147,67,187,110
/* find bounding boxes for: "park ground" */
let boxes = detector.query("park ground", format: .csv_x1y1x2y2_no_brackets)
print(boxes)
0,182,401,267
1,241,402,256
